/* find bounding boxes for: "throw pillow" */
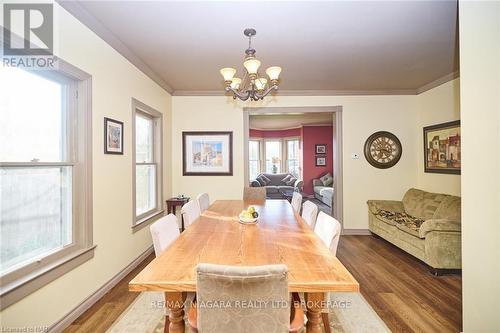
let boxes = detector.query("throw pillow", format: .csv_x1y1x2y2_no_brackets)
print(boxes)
320,173,334,187
256,175,267,186
281,174,292,184
286,176,297,186
260,174,272,185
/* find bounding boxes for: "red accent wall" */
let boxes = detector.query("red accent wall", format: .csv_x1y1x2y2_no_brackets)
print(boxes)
302,126,333,195
249,128,301,138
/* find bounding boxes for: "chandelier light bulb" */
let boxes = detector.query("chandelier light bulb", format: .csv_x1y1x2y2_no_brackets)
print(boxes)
254,78,267,90
266,66,282,81
243,57,261,75
230,78,242,89
220,67,236,82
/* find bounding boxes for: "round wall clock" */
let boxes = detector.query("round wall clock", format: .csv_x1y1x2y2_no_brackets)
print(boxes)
364,131,402,169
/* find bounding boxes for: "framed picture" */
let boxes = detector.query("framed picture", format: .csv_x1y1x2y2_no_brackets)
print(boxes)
182,131,233,176
104,117,124,154
315,144,327,154
423,120,460,174
316,156,327,167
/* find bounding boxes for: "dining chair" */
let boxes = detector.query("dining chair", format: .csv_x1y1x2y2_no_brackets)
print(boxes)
313,211,342,333
243,187,266,202
181,200,201,229
196,192,210,213
301,200,319,229
291,192,302,213
149,214,181,333
188,263,303,333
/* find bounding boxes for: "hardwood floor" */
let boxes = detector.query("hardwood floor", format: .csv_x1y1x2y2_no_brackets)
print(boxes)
337,235,462,333
63,236,462,333
62,253,155,333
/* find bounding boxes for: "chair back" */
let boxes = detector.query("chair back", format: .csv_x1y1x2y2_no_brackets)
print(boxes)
196,263,289,333
243,187,266,202
181,200,201,228
291,192,302,213
314,211,342,255
197,192,210,212
149,214,180,257
301,200,319,229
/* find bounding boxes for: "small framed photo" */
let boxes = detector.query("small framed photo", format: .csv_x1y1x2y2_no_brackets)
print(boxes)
104,117,124,154
316,156,326,167
183,131,233,176
315,144,327,154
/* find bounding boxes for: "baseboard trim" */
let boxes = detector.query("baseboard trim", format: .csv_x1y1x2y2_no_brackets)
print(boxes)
342,228,371,235
48,245,154,333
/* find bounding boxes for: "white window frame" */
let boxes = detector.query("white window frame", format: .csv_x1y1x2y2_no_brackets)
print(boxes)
0,61,94,310
131,98,163,230
250,136,302,178
284,137,301,178
248,138,263,180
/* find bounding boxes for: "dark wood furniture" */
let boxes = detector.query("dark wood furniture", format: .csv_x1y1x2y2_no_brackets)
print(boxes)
165,197,190,231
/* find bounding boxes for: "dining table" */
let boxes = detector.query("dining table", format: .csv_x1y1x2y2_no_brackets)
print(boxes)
129,199,359,333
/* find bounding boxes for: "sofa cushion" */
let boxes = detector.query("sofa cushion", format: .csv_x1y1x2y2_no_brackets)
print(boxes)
320,187,333,199
433,195,461,221
402,188,447,219
260,174,272,185
314,186,327,196
376,210,425,237
319,173,333,186
281,174,292,184
256,176,267,186
285,176,297,186
265,186,279,194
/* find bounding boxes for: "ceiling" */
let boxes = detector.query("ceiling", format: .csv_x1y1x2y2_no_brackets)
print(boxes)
59,1,459,95
250,113,334,130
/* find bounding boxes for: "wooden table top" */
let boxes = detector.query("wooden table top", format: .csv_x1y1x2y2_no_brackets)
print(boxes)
129,200,359,293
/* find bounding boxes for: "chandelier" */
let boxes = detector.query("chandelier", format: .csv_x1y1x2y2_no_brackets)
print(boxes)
220,28,282,101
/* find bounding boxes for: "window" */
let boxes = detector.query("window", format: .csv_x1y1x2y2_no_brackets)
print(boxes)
0,64,93,309
286,139,300,178
249,140,261,180
265,140,282,174
132,99,163,227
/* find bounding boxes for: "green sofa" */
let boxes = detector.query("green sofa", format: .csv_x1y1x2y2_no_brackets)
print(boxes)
367,188,461,273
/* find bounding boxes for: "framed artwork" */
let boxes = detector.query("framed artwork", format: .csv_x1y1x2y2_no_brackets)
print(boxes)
423,120,461,174
182,131,233,176
316,156,326,167
104,117,124,154
315,144,327,154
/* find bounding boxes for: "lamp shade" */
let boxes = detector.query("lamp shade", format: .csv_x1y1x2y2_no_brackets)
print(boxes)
220,68,236,81
243,57,261,74
266,66,282,81
254,78,267,90
230,78,241,89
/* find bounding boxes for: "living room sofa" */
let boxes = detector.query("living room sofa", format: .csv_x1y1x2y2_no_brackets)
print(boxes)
313,173,334,207
250,173,303,199
367,188,461,273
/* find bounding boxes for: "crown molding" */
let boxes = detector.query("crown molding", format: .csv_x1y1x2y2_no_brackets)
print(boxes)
56,0,174,94
416,71,460,94
172,89,419,96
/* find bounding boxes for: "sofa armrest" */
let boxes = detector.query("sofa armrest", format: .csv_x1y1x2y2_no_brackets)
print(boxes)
250,180,261,187
419,219,461,238
366,200,404,214
312,179,323,187
294,179,304,191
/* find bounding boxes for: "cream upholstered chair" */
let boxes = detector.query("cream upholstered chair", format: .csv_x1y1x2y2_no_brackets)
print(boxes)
291,192,302,213
243,187,266,202
181,200,201,229
301,200,319,229
149,214,180,333
314,211,342,255
196,192,210,213
188,263,303,333
313,211,342,333
150,214,180,256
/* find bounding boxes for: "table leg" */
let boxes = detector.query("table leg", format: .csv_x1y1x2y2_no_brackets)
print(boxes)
165,292,186,333
305,292,325,333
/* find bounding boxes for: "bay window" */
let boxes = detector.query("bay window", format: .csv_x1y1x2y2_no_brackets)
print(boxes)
248,136,301,179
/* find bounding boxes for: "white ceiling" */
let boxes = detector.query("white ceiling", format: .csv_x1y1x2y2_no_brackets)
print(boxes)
250,113,334,130
59,1,459,94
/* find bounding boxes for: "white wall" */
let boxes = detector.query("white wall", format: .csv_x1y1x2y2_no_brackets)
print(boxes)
172,95,419,230
416,79,461,196
459,1,500,331
0,4,172,328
